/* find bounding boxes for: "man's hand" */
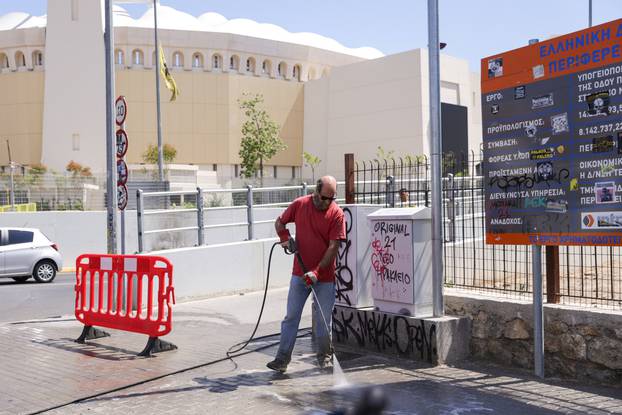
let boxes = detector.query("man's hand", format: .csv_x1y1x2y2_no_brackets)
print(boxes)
303,270,318,287
277,229,290,248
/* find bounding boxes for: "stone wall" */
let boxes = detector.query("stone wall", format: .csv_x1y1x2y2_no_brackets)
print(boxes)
445,292,622,386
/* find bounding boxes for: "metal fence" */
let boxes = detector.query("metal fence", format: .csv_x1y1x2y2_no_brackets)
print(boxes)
351,152,622,310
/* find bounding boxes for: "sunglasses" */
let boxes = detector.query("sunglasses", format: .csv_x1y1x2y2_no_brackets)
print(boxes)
320,195,336,202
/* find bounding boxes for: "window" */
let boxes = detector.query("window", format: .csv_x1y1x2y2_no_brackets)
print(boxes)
8,230,33,245
229,55,239,70
33,51,43,67
132,49,143,65
246,57,255,73
0,53,8,69
115,49,124,65
273,166,278,178
291,166,296,179
292,65,300,81
192,53,203,68
308,67,316,80
262,60,271,75
234,164,239,177
278,62,286,77
173,52,183,68
212,164,217,172
213,54,221,70
15,51,25,68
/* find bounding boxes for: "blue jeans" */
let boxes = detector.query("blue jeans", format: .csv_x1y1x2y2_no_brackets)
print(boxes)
275,275,335,364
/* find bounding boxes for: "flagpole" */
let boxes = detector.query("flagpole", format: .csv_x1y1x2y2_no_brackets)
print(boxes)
154,0,164,181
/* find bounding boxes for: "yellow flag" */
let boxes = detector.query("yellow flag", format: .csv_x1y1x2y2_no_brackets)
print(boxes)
159,46,179,102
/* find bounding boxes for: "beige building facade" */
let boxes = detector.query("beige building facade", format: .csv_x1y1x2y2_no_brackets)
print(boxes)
0,1,482,182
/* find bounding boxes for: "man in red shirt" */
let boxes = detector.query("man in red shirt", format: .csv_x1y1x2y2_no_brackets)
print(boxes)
267,175,346,373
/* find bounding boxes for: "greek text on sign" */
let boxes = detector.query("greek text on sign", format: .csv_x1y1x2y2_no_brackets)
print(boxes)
482,18,622,246
370,220,413,304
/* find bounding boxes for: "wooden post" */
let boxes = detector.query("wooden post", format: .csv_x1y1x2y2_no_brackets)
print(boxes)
345,153,354,204
546,245,560,304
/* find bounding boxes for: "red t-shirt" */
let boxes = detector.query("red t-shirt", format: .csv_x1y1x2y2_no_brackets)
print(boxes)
279,195,346,282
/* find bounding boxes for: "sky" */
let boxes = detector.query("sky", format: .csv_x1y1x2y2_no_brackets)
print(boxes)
1,0,621,71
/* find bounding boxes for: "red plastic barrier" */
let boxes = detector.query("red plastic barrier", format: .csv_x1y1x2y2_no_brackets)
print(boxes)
74,254,176,355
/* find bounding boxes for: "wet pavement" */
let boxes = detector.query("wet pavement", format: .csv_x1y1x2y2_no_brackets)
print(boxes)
1,288,621,415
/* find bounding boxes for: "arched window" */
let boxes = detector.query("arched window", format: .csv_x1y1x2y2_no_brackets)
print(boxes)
15,51,25,68
132,49,144,66
229,55,239,70
173,51,183,68
292,64,301,81
115,49,124,65
246,57,255,73
261,59,271,75
0,53,8,69
32,51,43,67
277,62,287,78
212,54,222,70
192,52,203,68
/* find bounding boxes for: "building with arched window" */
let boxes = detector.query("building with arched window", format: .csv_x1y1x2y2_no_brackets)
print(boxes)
0,2,481,184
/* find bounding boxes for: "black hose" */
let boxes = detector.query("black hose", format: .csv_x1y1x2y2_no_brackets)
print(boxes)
226,242,280,357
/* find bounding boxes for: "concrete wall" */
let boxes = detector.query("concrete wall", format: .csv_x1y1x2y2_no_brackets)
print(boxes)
303,49,482,179
0,207,286,268
41,0,107,172
446,292,622,386
153,238,293,300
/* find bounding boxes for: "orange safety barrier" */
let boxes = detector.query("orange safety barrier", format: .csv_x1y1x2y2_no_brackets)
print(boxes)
74,254,177,356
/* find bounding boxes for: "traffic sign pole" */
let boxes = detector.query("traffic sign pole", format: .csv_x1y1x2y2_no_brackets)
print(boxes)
104,0,117,255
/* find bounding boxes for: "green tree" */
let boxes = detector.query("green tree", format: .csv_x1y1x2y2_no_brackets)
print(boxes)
302,151,321,182
375,146,395,161
142,143,177,164
238,93,286,186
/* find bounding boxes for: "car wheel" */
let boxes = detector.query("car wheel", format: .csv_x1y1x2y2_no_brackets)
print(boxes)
12,276,30,283
33,260,57,283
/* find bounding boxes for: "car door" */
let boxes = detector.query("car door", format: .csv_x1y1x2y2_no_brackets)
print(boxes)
4,229,35,276
0,229,6,275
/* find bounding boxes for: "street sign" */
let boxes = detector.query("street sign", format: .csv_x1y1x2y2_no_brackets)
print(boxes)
482,18,622,246
115,96,127,126
116,129,128,158
117,159,128,185
117,183,128,210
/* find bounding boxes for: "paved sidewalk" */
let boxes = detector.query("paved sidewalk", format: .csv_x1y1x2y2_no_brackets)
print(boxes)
1,288,621,415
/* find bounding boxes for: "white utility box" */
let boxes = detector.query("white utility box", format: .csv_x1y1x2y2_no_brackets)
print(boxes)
335,205,382,308
367,207,432,317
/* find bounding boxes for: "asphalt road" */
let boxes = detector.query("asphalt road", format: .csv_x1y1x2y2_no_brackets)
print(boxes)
0,272,75,323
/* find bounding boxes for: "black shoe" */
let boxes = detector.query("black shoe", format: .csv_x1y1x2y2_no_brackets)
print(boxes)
267,359,288,373
317,354,333,370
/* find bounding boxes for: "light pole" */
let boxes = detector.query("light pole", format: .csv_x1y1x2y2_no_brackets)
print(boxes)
104,0,118,254
428,0,444,317
154,0,164,182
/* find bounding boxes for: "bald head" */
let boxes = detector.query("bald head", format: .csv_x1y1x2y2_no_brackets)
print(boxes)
313,175,337,210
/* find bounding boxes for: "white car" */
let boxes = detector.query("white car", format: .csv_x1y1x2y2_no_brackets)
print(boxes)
0,228,63,283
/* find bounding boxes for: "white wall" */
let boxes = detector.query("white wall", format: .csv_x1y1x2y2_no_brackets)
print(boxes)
154,238,293,300
303,49,482,179
42,0,107,172
0,207,287,268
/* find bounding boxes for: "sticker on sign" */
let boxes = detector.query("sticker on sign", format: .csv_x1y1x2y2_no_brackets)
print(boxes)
117,184,128,210
116,129,128,158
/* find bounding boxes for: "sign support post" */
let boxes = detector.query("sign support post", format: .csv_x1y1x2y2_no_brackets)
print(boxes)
532,244,544,378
